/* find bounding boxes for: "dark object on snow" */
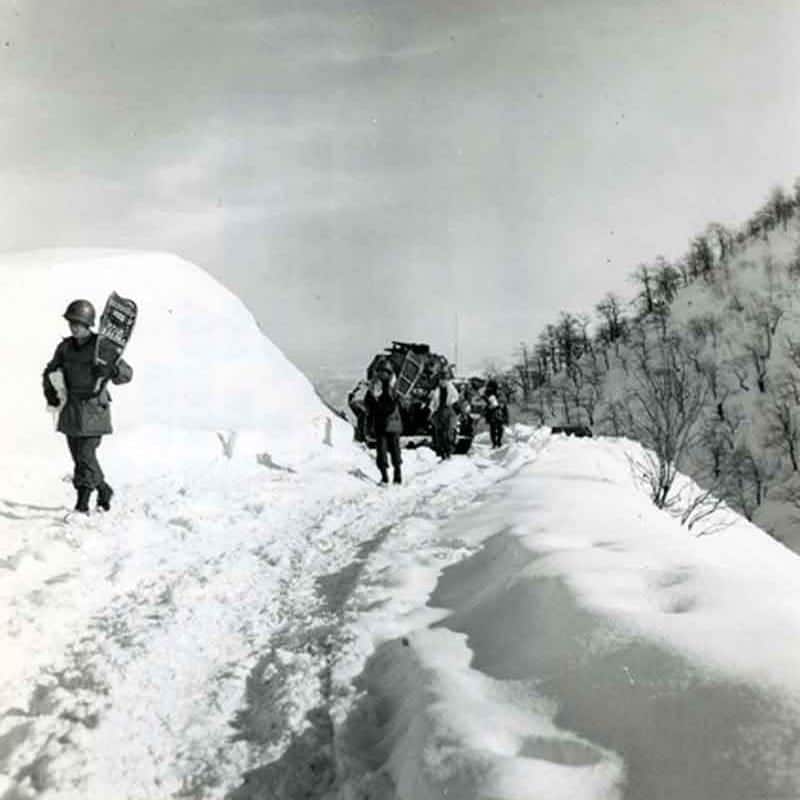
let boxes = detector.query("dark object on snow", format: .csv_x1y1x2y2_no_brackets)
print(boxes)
74,486,91,513
97,482,114,511
550,425,593,438
353,341,473,455
256,452,297,473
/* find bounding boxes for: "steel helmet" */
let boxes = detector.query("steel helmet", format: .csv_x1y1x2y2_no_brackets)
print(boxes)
63,299,96,327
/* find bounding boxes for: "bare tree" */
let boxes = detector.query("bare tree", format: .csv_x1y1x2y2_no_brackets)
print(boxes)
551,370,574,425
595,292,628,360
555,312,583,371
665,475,731,536
597,396,628,436
631,264,655,316
763,185,794,232
711,403,775,521
722,281,785,395
622,320,709,508
761,368,800,472
541,324,560,373
511,342,537,405
652,256,682,306
530,382,556,425
567,352,603,427
705,222,736,265
686,312,734,421
724,442,772,521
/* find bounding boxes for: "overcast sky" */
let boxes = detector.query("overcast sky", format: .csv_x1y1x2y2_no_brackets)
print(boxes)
3,0,800,377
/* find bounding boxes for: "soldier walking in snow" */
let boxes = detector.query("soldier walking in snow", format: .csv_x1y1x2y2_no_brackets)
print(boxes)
42,299,133,514
429,371,459,459
485,395,505,448
484,379,508,448
364,360,403,484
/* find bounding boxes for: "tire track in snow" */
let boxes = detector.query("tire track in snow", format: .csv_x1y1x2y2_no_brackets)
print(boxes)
2,464,452,798
1,431,546,799
226,439,544,800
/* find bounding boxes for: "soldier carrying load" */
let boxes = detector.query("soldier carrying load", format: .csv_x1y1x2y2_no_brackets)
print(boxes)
364,358,403,484
42,299,134,514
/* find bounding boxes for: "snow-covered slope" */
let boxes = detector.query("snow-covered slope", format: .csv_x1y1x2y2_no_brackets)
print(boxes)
667,223,800,546
332,434,800,800
4,409,800,798
1,249,351,497
5,248,800,799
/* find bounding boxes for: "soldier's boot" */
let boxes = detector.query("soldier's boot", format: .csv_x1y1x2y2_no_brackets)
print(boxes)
74,488,92,514
379,468,389,484
97,482,114,511
393,466,402,484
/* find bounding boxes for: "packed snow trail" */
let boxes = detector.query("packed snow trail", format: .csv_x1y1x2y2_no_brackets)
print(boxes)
7,428,800,800
328,435,800,800
0,428,539,799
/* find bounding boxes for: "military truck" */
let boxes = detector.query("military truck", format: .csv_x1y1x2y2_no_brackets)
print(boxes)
348,341,474,454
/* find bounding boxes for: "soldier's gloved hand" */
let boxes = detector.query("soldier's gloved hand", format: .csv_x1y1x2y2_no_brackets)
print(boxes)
93,362,119,379
45,392,60,407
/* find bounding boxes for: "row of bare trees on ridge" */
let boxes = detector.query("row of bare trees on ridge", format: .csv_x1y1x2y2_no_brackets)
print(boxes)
498,179,800,535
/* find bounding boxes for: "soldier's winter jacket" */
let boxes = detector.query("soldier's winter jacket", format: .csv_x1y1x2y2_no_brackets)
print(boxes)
42,334,133,436
428,381,459,414
364,376,402,434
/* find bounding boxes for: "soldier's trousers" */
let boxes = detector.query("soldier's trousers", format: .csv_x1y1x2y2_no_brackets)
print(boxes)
490,420,504,447
433,409,456,459
376,433,402,473
66,436,105,490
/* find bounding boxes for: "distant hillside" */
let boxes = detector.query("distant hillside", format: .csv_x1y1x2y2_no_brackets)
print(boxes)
507,181,800,550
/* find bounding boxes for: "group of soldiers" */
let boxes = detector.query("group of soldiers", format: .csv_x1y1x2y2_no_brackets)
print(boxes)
350,360,509,485
43,301,511,504
42,298,511,506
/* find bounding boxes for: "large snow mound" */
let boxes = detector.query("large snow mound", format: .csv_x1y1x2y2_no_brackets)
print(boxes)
1,249,347,461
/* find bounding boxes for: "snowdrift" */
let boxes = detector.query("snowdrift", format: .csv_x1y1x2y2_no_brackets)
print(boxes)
0,249,350,491
333,433,800,799
5,411,800,798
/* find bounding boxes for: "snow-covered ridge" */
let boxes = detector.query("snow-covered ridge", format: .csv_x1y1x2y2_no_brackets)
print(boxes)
5,246,800,799
1,249,351,494
4,416,800,798
668,222,800,545
330,433,800,800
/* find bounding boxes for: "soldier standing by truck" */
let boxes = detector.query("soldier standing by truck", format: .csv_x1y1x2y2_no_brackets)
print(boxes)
364,360,403,484
42,299,133,513
428,371,460,460
484,379,508,448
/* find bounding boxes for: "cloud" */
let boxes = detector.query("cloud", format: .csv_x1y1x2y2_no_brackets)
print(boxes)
3,0,800,376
